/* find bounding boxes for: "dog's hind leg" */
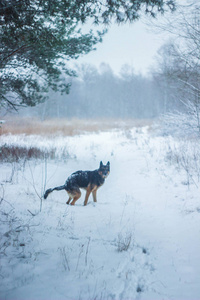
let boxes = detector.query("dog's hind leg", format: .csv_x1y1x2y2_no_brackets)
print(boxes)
66,191,72,205
66,197,72,205
70,190,81,206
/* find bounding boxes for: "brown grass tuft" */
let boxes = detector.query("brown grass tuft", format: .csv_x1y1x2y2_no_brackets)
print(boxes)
0,145,56,162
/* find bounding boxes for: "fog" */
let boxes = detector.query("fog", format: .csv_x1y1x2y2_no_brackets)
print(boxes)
18,63,169,120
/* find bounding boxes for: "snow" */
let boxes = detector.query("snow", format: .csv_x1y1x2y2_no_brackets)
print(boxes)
0,127,200,299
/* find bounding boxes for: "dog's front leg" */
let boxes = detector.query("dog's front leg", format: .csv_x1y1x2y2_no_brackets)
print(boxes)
92,189,97,202
84,188,91,206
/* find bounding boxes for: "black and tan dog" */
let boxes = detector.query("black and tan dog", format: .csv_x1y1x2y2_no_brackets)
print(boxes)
44,161,110,206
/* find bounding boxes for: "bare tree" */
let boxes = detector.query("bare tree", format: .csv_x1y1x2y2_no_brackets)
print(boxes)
152,2,200,135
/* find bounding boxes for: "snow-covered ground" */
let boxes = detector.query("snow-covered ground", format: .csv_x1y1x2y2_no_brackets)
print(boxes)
0,127,200,300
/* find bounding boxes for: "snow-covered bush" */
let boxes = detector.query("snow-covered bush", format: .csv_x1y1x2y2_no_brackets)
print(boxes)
157,96,200,138
159,111,200,138
156,102,200,184
117,231,132,252
165,139,200,186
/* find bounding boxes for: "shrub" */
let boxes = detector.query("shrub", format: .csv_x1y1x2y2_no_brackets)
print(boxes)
0,144,56,162
117,232,132,252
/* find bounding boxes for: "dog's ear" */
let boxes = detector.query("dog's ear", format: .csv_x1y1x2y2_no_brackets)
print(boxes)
100,161,103,168
107,161,110,167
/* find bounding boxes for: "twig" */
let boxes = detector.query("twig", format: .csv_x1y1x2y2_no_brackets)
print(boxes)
59,247,70,271
0,184,5,205
41,154,48,197
76,244,84,271
3,44,31,61
27,209,36,216
27,161,43,212
85,237,91,266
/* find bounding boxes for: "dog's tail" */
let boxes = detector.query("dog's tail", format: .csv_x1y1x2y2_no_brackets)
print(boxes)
44,185,66,199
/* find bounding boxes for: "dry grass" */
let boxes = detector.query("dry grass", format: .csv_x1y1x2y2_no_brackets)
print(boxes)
0,117,153,136
0,145,56,162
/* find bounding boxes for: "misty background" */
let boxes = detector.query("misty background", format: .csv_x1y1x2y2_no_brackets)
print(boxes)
13,1,196,123
2,0,199,135
20,62,170,120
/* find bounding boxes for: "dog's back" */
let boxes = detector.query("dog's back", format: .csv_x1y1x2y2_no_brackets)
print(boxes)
65,169,105,191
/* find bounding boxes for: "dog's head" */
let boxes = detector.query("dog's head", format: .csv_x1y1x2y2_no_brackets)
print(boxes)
98,161,110,178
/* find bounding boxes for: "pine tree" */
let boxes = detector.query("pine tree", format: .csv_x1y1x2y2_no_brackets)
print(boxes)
0,0,175,111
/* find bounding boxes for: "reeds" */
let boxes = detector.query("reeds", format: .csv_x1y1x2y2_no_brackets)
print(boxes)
0,117,152,136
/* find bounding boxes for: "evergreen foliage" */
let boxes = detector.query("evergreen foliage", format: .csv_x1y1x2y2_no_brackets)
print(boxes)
0,0,175,111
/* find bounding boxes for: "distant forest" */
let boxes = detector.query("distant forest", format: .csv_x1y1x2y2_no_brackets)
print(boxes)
21,63,173,120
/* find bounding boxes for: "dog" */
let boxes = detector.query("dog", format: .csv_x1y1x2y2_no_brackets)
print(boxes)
44,161,110,206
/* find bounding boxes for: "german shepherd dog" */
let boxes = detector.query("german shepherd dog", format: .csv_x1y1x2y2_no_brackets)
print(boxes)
44,161,110,206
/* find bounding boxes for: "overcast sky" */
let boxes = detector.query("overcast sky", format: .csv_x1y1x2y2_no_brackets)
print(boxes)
77,0,193,77
78,17,169,76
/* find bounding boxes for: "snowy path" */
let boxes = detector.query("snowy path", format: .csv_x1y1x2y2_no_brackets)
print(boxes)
107,133,200,299
0,128,200,299
123,153,200,300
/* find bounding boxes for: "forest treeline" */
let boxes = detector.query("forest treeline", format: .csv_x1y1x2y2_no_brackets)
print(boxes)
25,63,169,120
